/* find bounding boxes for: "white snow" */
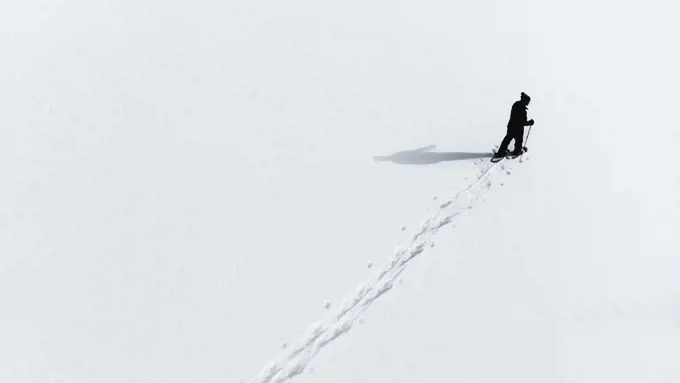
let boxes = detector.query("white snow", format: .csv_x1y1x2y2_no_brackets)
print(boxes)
1,1,679,383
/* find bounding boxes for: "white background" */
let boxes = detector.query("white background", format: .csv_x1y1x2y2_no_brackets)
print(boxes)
1,1,679,382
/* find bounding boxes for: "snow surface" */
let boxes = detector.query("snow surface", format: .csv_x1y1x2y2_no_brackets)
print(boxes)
1,1,679,383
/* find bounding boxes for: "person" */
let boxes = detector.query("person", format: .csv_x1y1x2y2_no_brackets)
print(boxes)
493,92,534,158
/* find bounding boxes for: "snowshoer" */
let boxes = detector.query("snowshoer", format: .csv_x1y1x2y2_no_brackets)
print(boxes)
493,92,534,159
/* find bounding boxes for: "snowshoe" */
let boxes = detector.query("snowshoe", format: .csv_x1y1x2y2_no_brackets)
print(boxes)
490,149,506,163
506,146,528,159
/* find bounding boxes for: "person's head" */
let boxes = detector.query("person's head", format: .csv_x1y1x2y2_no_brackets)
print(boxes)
521,92,531,105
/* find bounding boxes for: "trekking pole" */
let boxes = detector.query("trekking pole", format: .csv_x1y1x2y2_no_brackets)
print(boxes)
520,125,532,162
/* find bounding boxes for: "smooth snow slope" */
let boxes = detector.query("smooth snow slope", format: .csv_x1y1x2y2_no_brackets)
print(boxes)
1,1,679,383
271,2,680,382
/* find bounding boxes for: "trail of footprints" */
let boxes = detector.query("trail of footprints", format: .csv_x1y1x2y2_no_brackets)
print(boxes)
250,151,521,383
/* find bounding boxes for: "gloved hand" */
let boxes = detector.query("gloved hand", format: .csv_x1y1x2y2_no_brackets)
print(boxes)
528,119,535,126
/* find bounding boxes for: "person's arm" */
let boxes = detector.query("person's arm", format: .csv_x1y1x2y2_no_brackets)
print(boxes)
523,107,534,126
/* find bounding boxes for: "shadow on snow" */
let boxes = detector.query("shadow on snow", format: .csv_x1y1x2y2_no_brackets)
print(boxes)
373,145,491,165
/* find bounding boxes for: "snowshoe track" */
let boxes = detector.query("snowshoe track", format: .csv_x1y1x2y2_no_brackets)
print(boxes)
250,154,517,383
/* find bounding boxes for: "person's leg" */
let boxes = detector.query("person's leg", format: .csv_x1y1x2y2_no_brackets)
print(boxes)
497,127,513,155
512,126,525,154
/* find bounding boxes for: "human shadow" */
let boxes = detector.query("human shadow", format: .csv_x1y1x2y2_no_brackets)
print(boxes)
373,145,492,165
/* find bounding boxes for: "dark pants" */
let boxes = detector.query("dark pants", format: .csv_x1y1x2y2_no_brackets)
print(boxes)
498,125,524,154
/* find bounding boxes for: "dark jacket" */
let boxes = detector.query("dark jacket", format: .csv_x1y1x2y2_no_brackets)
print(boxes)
507,100,529,128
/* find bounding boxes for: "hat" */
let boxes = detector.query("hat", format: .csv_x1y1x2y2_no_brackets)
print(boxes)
521,92,530,101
